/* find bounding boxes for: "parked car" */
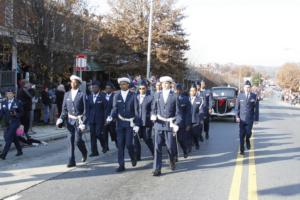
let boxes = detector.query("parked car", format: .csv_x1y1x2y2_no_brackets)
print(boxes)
211,86,238,121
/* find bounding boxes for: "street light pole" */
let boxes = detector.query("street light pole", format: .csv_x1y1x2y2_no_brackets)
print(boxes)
146,0,153,80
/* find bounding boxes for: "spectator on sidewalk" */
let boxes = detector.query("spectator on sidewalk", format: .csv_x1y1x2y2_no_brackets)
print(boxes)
17,80,33,138
0,89,23,160
56,84,65,118
29,84,38,134
41,86,51,125
49,86,57,124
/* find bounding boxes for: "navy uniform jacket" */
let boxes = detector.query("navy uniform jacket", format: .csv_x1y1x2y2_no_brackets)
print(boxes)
0,99,23,127
151,90,183,131
198,89,212,117
86,92,107,125
60,90,87,126
190,95,205,124
177,94,192,128
235,92,259,122
134,93,154,127
110,91,137,128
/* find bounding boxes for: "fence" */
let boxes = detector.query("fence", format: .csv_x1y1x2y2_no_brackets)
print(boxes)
0,70,16,92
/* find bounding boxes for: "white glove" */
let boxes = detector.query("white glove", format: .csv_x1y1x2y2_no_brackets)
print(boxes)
133,126,140,133
79,124,86,131
56,118,63,126
172,124,179,133
150,115,157,121
106,116,113,123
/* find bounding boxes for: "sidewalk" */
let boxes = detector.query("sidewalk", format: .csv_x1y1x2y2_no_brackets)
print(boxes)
0,125,68,148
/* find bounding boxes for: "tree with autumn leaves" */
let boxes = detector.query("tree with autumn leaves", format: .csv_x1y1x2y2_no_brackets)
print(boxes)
277,63,300,92
98,0,189,80
11,0,189,83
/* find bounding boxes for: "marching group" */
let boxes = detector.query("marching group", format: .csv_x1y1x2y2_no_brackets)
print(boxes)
1,74,259,177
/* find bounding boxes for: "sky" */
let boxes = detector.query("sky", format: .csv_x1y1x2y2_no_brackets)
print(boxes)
87,0,300,67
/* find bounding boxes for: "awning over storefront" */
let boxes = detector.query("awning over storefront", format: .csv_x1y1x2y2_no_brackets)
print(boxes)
87,60,105,72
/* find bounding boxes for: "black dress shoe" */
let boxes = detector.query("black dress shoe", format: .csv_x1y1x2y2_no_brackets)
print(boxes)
89,153,99,157
116,166,125,172
82,152,88,162
170,160,176,171
183,153,188,159
199,135,204,142
102,148,108,154
131,158,137,167
67,162,76,168
15,152,23,156
153,169,161,176
205,133,209,140
0,154,6,160
240,151,245,155
246,140,251,150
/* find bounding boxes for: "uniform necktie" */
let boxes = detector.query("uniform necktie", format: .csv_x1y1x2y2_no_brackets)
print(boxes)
8,100,13,110
93,95,97,103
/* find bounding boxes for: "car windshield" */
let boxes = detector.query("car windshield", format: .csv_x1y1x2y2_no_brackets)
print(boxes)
212,88,236,98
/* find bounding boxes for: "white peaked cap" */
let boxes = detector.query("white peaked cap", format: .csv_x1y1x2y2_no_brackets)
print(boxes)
118,77,131,84
70,75,82,83
159,76,173,83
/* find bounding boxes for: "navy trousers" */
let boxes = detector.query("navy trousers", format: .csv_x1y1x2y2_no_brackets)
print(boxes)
191,123,202,148
153,130,176,170
67,123,87,163
239,120,253,152
103,122,117,148
1,123,22,158
89,123,106,154
203,117,210,134
116,127,135,167
134,126,154,159
175,128,189,155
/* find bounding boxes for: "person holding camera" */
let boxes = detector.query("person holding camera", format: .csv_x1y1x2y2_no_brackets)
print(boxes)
0,89,23,160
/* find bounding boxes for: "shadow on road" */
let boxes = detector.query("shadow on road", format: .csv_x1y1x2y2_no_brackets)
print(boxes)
258,183,300,196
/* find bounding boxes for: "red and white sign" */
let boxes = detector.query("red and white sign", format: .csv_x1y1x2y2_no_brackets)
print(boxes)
75,54,87,72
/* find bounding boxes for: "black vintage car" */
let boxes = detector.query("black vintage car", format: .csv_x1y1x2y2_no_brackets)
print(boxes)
211,86,238,121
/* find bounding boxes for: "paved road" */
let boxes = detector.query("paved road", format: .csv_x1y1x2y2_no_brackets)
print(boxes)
0,98,299,200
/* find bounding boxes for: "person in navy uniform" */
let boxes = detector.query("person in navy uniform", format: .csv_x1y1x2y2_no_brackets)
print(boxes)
151,76,182,176
155,81,162,93
106,77,139,172
134,80,154,160
235,80,259,155
56,75,88,167
197,80,213,140
103,82,117,149
86,80,108,157
189,84,205,151
174,83,192,159
0,89,23,160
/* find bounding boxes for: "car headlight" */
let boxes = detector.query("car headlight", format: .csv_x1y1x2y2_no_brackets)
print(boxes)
229,102,235,107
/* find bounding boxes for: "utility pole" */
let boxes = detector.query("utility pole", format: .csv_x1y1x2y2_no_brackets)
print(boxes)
146,0,153,80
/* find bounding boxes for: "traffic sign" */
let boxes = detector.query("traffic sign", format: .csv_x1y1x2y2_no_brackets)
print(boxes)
75,54,87,71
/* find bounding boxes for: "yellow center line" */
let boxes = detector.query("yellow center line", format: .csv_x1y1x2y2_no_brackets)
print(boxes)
228,129,259,200
228,152,244,200
248,132,258,200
